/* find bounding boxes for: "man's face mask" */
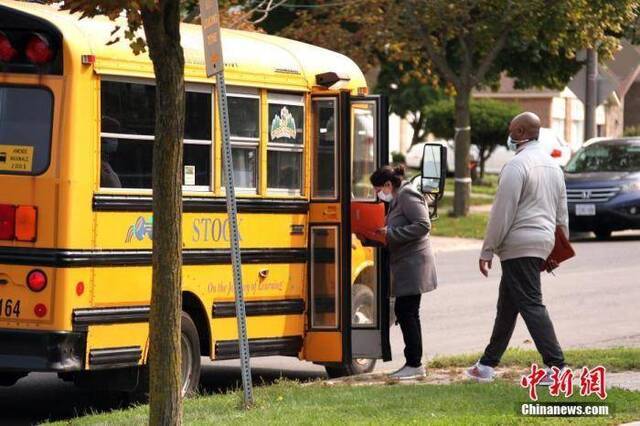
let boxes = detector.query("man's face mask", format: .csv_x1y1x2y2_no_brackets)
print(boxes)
507,135,534,151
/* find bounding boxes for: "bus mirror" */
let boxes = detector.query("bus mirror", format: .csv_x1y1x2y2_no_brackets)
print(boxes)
421,143,447,198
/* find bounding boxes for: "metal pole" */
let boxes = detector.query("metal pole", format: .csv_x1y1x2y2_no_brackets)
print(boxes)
216,70,253,408
585,48,598,141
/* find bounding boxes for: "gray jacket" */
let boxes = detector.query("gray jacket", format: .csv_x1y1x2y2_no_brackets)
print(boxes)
480,141,569,261
386,181,438,297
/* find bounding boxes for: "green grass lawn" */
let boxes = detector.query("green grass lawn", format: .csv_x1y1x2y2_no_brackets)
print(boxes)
430,211,489,239
47,379,640,425
444,173,499,197
429,347,640,372
428,174,494,239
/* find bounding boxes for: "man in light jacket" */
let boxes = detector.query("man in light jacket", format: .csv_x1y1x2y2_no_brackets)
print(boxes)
466,112,568,384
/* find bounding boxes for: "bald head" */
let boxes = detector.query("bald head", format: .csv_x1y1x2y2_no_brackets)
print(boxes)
509,112,541,141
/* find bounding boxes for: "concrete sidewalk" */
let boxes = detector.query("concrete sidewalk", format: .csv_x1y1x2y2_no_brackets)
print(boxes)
324,368,640,392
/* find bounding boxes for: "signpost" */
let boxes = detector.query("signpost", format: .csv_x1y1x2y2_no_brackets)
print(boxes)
199,0,253,408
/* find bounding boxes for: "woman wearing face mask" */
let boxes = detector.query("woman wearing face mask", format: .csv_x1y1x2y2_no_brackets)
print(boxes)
366,164,438,380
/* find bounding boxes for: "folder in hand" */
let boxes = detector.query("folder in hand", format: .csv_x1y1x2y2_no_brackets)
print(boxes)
351,202,386,244
541,227,575,271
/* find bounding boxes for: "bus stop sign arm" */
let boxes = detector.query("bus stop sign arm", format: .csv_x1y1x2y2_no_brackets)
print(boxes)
200,0,253,408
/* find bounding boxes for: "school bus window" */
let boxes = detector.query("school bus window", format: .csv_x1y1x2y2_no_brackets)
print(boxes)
0,86,53,176
100,80,213,190
223,91,260,191
267,93,304,194
183,90,213,190
351,102,377,200
312,98,337,199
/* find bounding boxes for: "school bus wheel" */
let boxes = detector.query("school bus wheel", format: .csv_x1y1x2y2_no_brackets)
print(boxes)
180,311,201,397
324,284,377,378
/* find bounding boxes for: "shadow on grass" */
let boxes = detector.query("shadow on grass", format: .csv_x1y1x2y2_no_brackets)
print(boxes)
198,364,325,395
0,363,324,425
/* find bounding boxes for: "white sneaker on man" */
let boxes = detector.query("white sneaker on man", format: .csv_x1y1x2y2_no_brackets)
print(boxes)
539,366,567,386
388,364,426,380
465,361,496,383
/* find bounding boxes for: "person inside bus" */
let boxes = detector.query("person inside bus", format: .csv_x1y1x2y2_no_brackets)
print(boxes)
100,116,122,188
364,164,438,380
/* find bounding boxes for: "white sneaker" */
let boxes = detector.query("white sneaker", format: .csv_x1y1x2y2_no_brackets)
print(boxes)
465,361,496,383
388,364,426,380
539,366,567,386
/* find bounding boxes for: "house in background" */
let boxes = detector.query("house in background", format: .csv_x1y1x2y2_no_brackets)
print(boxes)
388,40,640,156
473,74,600,152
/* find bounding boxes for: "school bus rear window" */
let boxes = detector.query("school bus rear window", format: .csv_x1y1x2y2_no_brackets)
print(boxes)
0,86,53,175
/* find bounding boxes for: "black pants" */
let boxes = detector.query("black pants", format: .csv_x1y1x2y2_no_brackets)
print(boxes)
394,294,423,368
480,257,565,368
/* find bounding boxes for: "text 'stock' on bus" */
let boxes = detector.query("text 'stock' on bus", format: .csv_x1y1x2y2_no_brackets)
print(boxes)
0,0,446,393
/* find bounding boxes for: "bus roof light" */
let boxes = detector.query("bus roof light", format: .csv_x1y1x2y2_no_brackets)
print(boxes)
26,33,54,65
0,33,17,62
81,54,96,65
27,270,47,292
15,205,37,242
0,204,16,240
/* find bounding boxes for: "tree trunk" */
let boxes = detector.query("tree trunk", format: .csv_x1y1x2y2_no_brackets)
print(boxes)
453,88,471,216
141,1,185,424
480,148,489,180
410,113,425,146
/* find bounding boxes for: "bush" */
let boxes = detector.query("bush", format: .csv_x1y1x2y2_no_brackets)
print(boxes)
391,151,406,164
624,125,640,137
427,99,522,178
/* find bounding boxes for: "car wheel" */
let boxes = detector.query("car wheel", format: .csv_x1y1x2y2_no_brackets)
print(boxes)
180,311,201,397
594,229,612,240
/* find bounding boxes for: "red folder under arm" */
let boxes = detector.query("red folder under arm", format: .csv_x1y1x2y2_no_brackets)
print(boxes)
541,227,575,271
351,202,386,244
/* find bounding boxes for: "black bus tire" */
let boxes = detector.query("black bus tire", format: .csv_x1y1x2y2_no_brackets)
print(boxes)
180,311,201,397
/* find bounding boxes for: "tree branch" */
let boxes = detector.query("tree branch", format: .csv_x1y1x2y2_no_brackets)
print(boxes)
458,34,472,78
402,0,461,88
472,30,508,85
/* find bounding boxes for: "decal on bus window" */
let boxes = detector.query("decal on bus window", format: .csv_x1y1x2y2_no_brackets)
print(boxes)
0,145,34,173
125,216,153,242
270,106,297,140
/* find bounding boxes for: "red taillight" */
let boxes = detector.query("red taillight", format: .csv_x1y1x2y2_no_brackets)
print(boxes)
26,269,47,292
0,204,37,241
551,149,562,158
34,303,47,318
0,204,16,240
76,281,85,296
0,33,17,62
25,33,53,64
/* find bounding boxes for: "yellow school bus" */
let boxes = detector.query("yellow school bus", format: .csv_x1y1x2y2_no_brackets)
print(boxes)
0,0,395,393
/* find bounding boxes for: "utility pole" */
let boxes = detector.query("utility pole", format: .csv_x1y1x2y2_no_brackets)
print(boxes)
584,48,598,141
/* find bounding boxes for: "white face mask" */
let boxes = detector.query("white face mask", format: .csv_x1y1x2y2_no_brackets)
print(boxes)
507,135,535,151
377,190,393,202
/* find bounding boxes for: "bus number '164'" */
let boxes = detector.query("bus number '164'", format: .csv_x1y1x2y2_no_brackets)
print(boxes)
0,299,21,318
192,218,241,242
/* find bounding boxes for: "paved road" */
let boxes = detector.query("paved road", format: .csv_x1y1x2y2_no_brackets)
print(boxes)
2,232,639,424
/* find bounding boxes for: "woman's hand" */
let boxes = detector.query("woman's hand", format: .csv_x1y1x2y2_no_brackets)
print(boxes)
375,227,387,238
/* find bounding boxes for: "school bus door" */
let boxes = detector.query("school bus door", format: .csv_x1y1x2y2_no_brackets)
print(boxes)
304,93,391,365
